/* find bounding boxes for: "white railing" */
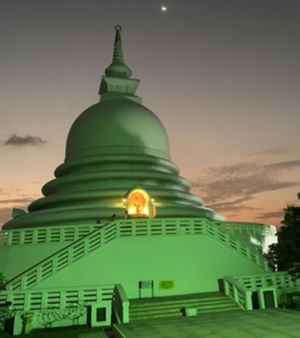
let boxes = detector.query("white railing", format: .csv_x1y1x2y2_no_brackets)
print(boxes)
233,272,300,291
224,272,300,311
0,284,114,312
5,221,116,291
5,218,268,292
116,218,268,270
0,224,98,246
0,218,269,247
224,276,252,310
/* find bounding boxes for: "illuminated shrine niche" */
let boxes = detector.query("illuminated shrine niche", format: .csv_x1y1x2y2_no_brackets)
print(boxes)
124,189,156,218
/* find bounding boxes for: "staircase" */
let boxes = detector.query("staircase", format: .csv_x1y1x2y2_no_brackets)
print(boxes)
5,221,116,291
129,292,241,321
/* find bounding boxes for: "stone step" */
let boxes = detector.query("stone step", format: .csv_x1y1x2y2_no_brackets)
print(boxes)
130,306,240,321
130,302,238,314
130,292,223,304
130,300,235,313
129,302,236,313
128,292,241,322
130,303,239,318
130,296,230,308
197,306,240,314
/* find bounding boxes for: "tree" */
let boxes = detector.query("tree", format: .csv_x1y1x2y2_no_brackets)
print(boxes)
269,205,300,279
267,204,300,309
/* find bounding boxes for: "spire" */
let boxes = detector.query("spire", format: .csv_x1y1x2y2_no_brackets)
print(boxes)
99,25,141,102
105,25,132,79
112,24,124,64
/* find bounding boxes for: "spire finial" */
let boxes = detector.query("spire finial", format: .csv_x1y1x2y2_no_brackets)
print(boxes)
112,24,124,64
104,25,132,79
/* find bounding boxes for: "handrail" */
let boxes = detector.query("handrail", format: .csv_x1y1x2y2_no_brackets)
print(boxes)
5,226,100,286
223,276,251,310
115,218,267,270
224,276,248,294
1,217,270,248
112,284,129,324
113,307,121,325
1,224,97,246
201,222,267,270
233,271,300,291
223,273,295,311
4,218,268,292
0,284,115,312
5,221,115,291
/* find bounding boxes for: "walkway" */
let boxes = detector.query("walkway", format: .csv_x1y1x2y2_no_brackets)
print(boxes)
116,309,300,338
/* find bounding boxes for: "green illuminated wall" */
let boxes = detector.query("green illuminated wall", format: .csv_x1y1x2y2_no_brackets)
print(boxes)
0,242,66,280
35,234,265,298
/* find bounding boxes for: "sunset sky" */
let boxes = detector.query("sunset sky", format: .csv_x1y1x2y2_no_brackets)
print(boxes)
0,0,299,228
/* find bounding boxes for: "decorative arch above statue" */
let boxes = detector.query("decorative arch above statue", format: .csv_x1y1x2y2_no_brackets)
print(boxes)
123,189,156,218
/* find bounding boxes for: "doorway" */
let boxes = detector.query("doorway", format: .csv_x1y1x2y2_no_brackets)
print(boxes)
251,291,260,310
263,290,275,309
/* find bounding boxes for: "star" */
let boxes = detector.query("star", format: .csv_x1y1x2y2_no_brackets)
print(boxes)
161,5,167,12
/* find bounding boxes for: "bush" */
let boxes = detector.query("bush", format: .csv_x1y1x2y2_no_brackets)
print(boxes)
279,292,300,310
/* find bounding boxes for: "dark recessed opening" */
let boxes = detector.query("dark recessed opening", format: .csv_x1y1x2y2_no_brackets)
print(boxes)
96,307,106,322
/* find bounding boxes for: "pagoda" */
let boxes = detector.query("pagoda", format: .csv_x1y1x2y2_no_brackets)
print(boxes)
0,26,297,336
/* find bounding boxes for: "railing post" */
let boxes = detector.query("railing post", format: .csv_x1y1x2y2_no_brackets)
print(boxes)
32,229,38,245
41,290,47,309
123,300,129,324
20,231,25,245
258,290,265,309
24,291,30,312
273,289,279,308
245,291,253,311
46,228,51,244
21,275,27,290
61,290,66,310
115,221,120,238
7,231,12,246
233,286,239,303
84,237,89,255
224,279,229,296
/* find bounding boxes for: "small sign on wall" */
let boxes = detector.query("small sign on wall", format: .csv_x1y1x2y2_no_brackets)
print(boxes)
159,280,175,290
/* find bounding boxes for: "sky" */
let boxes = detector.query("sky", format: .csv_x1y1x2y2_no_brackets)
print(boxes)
0,0,299,228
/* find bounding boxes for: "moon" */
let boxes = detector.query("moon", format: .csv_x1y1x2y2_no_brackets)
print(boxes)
161,5,167,12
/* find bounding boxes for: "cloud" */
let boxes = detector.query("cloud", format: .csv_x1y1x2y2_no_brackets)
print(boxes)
193,161,300,204
255,211,284,221
192,159,300,219
248,146,290,157
0,198,34,205
208,197,259,213
3,134,47,146
0,195,35,228
266,160,300,171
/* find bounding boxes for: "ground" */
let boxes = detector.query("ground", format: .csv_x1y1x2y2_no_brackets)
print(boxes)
1,326,108,338
116,309,300,338
2,309,300,338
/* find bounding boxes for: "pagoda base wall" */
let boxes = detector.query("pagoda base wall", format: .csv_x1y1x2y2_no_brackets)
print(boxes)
0,242,67,280
34,234,266,298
